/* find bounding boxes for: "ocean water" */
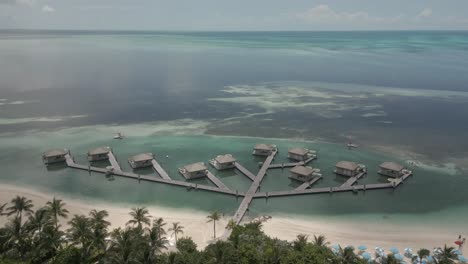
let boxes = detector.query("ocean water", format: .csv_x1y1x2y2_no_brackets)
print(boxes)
0,30,468,227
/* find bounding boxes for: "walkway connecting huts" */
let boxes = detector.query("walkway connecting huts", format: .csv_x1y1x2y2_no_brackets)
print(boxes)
378,162,406,178
42,149,69,164
179,162,208,180
210,154,236,170
252,144,277,156
128,153,154,169
289,165,317,182
334,161,366,177
87,146,111,162
288,148,315,161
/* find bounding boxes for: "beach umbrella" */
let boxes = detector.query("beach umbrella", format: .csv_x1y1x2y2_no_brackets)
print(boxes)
332,244,340,250
459,255,468,263
452,249,462,255
395,253,404,261
358,245,368,251
362,252,372,260
390,247,400,254
426,255,434,263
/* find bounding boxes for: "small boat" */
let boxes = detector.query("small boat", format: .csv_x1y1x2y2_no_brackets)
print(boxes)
346,136,358,149
113,132,124,139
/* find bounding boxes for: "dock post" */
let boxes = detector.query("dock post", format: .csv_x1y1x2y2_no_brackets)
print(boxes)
195,184,198,190
236,190,239,200
88,165,91,175
364,184,366,191
266,192,269,200
138,175,141,183
330,187,333,193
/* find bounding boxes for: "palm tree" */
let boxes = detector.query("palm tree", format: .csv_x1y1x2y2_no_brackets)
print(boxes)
2,216,31,260
226,219,237,230
144,224,169,263
436,245,457,263
24,207,51,240
152,217,167,239
293,234,308,251
126,207,151,229
412,248,430,264
67,215,93,262
89,209,110,255
206,211,221,239
45,197,69,230
6,196,34,223
168,222,184,243
312,234,329,247
107,227,139,264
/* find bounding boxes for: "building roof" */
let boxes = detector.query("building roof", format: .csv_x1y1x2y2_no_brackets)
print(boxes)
215,154,236,164
129,153,153,162
379,162,404,172
335,161,359,171
88,146,111,156
184,162,207,173
290,166,314,176
254,144,274,151
43,148,68,158
288,147,310,156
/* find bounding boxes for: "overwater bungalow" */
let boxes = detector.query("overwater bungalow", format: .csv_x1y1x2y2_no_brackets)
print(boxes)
210,154,236,170
42,149,69,164
287,147,315,161
128,153,153,169
378,162,405,178
179,162,208,179
289,165,316,182
252,144,277,156
334,161,366,177
87,146,111,162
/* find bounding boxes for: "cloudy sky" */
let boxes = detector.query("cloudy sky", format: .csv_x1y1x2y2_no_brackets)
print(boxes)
1,0,468,30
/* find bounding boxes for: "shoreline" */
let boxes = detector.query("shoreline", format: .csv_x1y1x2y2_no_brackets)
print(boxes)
0,184,463,254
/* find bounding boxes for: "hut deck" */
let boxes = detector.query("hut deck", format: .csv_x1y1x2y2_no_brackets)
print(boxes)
107,152,122,172
295,176,322,191
151,159,171,180
340,172,366,187
268,157,316,169
65,154,241,196
206,171,229,190
234,162,256,181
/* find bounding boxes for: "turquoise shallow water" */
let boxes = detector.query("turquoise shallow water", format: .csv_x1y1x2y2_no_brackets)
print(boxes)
1,125,467,228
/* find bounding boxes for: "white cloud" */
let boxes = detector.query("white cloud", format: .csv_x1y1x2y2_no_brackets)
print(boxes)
42,5,55,12
296,5,371,23
417,8,433,19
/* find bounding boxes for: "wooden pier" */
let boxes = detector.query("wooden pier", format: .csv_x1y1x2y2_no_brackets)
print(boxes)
295,176,322,191
340,172,366,187
267,157,316,169
64,154,242,197
151,159,171,180
107,152,122,172
234,162,256,181
206,171,229,190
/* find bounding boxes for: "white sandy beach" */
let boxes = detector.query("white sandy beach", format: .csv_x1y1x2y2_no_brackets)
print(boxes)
0,184,463,255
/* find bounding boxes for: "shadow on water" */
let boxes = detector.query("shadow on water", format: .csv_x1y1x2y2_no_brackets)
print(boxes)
46,162,67,171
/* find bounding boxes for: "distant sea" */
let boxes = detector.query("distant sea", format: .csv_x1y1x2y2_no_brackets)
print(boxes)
0,30,467,227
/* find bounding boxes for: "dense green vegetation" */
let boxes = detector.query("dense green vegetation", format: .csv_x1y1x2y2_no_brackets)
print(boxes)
0,196,462,264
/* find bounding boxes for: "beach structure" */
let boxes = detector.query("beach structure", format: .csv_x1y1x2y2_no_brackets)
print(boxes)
128,153,154,169
87,146,111,162
179,162,208,179
287,147,315,161
378,162,405,178
289,165,317,182
42,149,69,164
334,161,366,177
210,154,236,170
252,144,277,156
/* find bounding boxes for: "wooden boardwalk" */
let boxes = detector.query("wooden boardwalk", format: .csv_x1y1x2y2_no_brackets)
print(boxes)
234,162,256,181
64,154,242,196
295,176,322,191
206,171,229,190
267,157,316,169
107,152,122,172
340,172,366,187
151,159,171,180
